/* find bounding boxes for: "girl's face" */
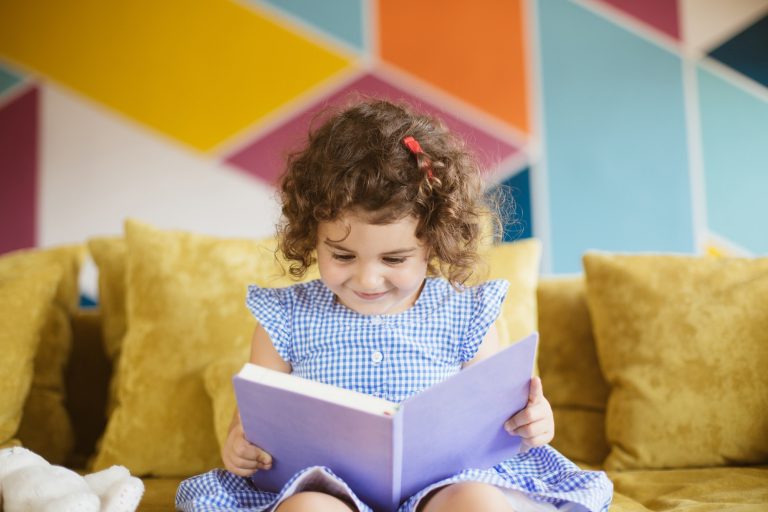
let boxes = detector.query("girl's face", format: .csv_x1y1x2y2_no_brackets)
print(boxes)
316,212,429,316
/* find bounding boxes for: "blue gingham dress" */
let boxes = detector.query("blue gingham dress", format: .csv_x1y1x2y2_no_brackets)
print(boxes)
177,278,613,512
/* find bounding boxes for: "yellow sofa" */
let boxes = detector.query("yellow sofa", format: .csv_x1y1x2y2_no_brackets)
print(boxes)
2,221,767,511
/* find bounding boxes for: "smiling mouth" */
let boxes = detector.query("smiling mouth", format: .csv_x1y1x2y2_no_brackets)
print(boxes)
354,290,389,301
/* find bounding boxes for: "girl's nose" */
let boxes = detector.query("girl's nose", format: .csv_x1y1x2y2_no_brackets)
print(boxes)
356,264,383,289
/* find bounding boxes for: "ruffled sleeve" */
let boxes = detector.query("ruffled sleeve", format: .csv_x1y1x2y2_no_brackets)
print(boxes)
246,285,295,363
459,279,510,363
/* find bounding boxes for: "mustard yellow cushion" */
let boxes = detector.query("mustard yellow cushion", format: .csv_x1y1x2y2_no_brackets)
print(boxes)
0,245,84,463
537,276,610,465
92,220,318,476
551,409,610,467
477,238,541,347
0,266,61,448
204,356,244,451
87,237,127,361
584,253,768,470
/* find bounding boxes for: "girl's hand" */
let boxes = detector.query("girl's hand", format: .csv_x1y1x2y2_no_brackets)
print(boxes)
504,376,554,451
222,420,273,477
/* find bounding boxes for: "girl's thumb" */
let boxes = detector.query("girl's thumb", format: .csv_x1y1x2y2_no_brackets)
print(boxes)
528,376,543,403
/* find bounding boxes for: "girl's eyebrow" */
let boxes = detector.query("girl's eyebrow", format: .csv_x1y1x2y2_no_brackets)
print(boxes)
381,248,418,255
323,240,351,251
323,240,418,255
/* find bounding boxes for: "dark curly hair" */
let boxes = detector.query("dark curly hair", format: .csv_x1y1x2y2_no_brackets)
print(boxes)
277,97,500,286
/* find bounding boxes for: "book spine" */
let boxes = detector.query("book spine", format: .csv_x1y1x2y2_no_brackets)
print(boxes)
390,410,404,511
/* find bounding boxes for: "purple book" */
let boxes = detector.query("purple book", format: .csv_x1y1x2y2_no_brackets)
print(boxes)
233,333,538,512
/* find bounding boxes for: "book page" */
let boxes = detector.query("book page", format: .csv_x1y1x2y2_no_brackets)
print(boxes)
239,363,399,416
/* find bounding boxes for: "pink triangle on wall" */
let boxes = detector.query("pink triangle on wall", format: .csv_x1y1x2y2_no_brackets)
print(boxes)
595,0,681,40
0,87,38,254
225,73,522,185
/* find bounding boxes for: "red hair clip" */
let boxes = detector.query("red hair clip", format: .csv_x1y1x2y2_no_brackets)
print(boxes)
403,136,434,179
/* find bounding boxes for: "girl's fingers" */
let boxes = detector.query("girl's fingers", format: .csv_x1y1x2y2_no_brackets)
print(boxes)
510,420,551,439
226,452,272,475
521,433,553,449
235,439,273,465
505,401,548,431
230,455,260,470
225,431,273,475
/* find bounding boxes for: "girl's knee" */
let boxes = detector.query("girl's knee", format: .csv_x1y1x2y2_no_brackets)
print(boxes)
276,491,356,512
420,482,513,512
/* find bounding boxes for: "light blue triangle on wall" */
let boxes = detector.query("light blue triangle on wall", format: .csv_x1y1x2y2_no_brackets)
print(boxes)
254,0,365,52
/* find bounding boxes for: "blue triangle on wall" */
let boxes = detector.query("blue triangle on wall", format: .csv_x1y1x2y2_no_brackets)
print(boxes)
488,167,533,242
709,13,768,88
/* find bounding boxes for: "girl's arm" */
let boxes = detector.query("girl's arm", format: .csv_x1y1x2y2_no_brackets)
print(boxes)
221,324,291,476
249,322,292,372
462,322,500,368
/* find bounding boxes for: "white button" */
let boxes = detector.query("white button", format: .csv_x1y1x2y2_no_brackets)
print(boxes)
370,317,383,325
372,351,384,363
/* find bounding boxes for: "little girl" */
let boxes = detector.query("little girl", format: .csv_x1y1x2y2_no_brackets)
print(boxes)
176,99,613,512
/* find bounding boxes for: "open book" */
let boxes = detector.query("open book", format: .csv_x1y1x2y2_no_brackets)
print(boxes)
233,332,538,512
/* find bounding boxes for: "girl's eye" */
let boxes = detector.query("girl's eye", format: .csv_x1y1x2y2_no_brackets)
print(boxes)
332,253,354,262
383,257,406,265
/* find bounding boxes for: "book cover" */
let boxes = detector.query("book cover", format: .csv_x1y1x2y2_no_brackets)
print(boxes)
233,332,539,512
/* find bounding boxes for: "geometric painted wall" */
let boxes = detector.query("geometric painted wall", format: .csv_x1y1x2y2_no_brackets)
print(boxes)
1,0,767,280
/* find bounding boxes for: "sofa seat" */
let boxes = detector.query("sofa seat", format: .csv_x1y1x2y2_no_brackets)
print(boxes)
136,466,768,511
140,478,185,511
607,466,768,511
